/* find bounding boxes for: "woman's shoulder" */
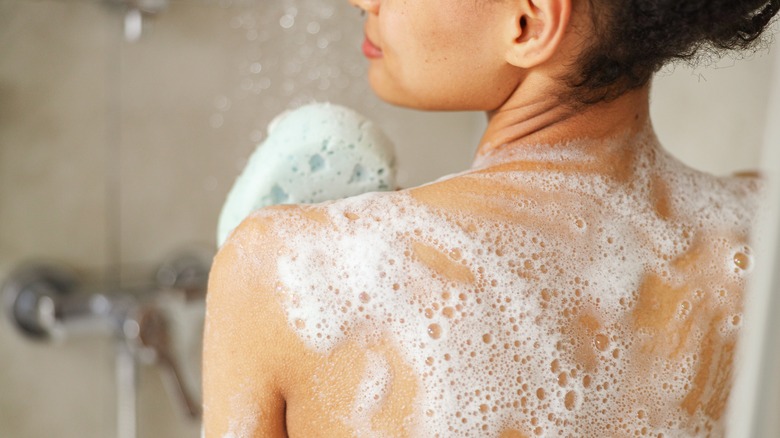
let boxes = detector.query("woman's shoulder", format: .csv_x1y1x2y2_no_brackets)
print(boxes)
217,189,436,284
226,189,423,243
664,162,765,230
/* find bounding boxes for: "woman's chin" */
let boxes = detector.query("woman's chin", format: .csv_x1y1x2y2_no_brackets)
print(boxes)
368,77,411,107
368,81,457,111
367,73,501,111
367,70,428,108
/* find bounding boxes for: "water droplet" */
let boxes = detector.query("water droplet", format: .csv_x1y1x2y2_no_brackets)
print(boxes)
295,319,306,329
594,334,609,352
317,36,330,49
249,62,263,74
279,14,295,29
536,388,545,400
318,5,335,19
241,15,255,29
307,21,321,34
215,95,231,111
482,333,493,344
210,113,224,129
680,300,691,317
564,391,576,410
479,404,489,413
359,292,371,304
734,251,752,271
428,323,442,340
250,129,264,143
258,77,272,90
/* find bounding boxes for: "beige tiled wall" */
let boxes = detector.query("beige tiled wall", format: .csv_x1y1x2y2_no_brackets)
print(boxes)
651,53,776,175
0,0,775,437
0,0,113,280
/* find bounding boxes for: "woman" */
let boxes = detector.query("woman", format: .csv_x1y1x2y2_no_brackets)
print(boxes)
203,0,779,436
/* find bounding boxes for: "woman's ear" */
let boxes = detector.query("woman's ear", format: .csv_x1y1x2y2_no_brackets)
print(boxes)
504,0,571,69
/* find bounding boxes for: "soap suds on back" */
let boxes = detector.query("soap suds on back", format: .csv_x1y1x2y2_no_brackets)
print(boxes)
239,129,760,437
347,351,393,435
221,381,261,438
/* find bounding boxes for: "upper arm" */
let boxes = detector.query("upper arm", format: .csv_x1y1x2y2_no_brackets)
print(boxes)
202,216,299,438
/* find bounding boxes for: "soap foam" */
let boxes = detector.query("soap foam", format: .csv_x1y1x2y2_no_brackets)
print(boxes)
220,382,261,438
238,128,760,437
347,350,393,435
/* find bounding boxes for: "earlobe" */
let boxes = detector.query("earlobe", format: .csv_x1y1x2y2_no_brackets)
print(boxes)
504,0,571,69
349,0,379,15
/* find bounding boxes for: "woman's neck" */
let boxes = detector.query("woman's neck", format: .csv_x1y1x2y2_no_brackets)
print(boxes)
475,83,652,162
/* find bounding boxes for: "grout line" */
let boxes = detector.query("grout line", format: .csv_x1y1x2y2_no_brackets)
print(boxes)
105,8,123,288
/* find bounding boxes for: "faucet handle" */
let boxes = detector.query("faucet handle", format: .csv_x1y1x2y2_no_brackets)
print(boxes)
136,306,202,419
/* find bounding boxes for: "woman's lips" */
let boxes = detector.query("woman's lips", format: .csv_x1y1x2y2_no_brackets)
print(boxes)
362,36,383,59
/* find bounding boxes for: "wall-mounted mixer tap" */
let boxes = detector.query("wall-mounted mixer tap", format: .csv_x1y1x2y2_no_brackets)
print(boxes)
2,250,211,435
2,263,122,340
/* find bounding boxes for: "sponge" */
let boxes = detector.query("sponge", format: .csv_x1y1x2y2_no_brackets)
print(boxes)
217,103,397,246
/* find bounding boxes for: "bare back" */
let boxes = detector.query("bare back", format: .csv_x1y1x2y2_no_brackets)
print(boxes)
204,129,760,437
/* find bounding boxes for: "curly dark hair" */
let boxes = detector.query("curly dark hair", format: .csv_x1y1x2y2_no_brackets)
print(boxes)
569,0,780,104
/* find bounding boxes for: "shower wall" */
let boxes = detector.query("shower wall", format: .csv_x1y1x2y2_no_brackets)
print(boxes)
0,0,775,437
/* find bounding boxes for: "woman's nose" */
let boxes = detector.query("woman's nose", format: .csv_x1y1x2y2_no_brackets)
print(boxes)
349,0,379,14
